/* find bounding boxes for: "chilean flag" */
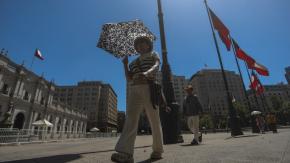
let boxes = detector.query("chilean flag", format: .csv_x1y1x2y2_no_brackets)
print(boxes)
34,49,44,60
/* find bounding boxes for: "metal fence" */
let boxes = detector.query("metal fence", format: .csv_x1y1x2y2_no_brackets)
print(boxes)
0,128,120,144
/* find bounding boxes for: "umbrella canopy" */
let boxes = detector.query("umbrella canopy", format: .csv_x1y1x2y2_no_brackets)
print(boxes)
251,111,262,116
90,127,100,132
32,119,53,127
97,19,156,58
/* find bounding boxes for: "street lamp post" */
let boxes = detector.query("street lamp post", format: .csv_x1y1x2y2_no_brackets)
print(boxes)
156,0,183,144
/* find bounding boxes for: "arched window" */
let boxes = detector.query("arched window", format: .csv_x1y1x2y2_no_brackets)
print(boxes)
1,84,9,95
13,113,25,130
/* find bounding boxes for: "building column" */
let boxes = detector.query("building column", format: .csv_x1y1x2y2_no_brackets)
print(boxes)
74,120,78,137
61,118,66,139
69,119,73,138
79,121,83,136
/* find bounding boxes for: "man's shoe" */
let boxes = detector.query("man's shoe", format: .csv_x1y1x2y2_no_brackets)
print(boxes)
111,152,134,163
150,151,162,160
198,132,202,142
191,139,199,145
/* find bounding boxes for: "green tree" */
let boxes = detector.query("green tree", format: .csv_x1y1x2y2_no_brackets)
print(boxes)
282,101,290,112
270,96,283,112
199,114,214,129
233,102,250,127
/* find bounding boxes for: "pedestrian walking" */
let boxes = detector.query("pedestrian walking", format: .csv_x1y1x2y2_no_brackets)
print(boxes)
183,85,203,145
256,115,265,134
111,36,167,163
267,112,278,133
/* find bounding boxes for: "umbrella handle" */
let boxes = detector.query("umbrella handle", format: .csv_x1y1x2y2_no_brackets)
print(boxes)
122,56,129,64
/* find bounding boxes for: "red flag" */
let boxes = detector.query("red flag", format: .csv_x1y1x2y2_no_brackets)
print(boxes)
232,39,255,65
248,62,269,76
232,39,269,76
250,72,264,95
250,73,259,90
34,49,44,60
256,83,265,95
209,8,231,51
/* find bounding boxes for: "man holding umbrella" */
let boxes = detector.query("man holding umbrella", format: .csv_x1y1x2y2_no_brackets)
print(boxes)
111,36,165,162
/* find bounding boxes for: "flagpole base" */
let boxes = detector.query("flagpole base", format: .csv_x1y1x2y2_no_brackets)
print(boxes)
160,103,183,144
229,116,243,136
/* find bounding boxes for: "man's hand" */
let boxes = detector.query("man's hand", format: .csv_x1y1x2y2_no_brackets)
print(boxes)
137,73,147,80
165,106,171,113
143,72,148,77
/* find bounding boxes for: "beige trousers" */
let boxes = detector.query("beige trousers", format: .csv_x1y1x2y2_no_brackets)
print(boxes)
115,84,164,155
187,115,200,141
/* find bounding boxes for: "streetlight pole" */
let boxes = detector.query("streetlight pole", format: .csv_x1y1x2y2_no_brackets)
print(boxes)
156,0,183,144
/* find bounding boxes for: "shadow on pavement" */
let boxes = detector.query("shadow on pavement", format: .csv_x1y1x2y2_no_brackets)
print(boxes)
225,134,260,140
1,145,152,163
1,154,81,163
138,158,162,163
78,145,152,155
180,143,205,147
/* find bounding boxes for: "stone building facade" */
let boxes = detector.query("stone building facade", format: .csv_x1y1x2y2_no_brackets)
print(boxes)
117,111,125,133
56,82,118,132
189,69,246,116
0,54,87,138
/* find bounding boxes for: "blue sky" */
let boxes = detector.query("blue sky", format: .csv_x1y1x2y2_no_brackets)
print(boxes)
1,0,289,111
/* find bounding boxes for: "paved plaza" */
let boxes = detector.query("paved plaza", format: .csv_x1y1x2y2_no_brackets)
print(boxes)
0,128,290,163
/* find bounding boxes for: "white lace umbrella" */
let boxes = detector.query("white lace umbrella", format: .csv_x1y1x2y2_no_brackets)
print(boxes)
251,111,262,116
90,127,100,132
97,19,156,58
32,119,53,127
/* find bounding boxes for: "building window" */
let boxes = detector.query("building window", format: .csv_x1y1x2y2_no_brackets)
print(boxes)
1,84,9,95
40,97,45,105
23,91,29,101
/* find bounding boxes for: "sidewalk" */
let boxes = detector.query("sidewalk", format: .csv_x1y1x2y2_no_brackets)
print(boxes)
0,129,289,163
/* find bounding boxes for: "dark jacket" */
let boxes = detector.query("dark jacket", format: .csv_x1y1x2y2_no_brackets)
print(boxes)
183,94,203,116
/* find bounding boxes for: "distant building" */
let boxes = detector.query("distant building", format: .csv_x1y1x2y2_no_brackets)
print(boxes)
248,83,290,112
0,53,87,138
56,81,118,132
189,69,246,116
98,83,118,132
285,66,290,84
117,111,125,133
